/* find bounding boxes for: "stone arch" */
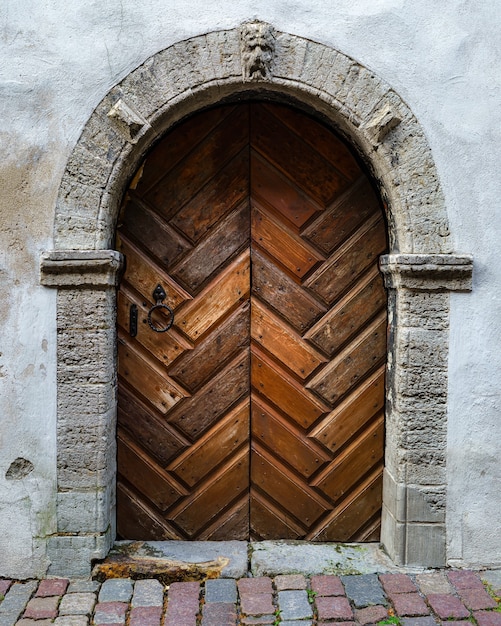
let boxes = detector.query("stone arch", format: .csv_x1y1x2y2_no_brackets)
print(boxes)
41,22,472,576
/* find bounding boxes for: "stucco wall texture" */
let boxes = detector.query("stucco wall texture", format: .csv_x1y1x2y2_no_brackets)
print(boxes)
0,0,500,577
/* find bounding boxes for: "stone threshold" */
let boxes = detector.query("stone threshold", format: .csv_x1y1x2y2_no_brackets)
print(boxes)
92,540,415,584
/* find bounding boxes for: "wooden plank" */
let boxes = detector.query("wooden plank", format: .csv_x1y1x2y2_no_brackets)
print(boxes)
171,448,249,537
305,268,387,357
312,414,384,502
251,298,326,381
251,446,330,528
250,151,321,230
251,348,328,429
145,105,249,218
307,312,387,405
176,250,250,341
302,177,381,255
171,200,249,293
250,490,303,540
251,395,329,478
135,104,237,194
251,203,322,280
251,250,326,333
118,385,189,467
169,301,250,392
309,468,383,541
117,233,192,310
261,102,361,182
200,497,249,540
304,214,387,305
120,197,191,270
170,147,249,243
118,336,187,414
251,103,351,206
118,431,187,511
117,288,191,368
168,350,250,440
309,366,385,453
168,400,250,487
116,482,182,540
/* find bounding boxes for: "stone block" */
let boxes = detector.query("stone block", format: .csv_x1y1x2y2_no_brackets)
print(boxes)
205,579,237,603
93,601,127,625
310,575,345,596
47,531,112,578
415,572,453,595
341,574,387,608
131,579,163,607
57,289,116,331
405,523,446,567
274,575,306,591
427,594,469,619
59,592,97,617
129,606,162,626
36,579,69,597
355,604,388,624
98,579,133,603
277,590,312,621
24,596,59,620
391,593,429,617
315,595,353,620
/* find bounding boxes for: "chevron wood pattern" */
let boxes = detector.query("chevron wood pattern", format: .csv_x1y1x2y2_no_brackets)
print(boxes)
116,102,388,541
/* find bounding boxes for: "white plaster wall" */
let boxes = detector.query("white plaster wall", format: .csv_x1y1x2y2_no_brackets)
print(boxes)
1,0,500,574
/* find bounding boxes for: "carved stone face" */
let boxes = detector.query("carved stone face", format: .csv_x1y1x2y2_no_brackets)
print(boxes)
241,22,275,80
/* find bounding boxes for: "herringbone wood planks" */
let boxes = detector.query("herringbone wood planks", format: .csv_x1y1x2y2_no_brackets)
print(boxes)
116,102,388,541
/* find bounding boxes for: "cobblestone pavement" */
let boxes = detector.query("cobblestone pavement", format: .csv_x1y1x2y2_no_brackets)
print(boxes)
1,570,501,626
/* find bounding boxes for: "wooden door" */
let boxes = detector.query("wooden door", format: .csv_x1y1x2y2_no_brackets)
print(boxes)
116,102,387,542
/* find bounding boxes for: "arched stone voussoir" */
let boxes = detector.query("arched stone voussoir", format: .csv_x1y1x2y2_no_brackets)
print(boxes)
54,22,451,254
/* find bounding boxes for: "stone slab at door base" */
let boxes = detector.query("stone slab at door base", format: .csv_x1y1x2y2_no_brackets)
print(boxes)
40,22,473,576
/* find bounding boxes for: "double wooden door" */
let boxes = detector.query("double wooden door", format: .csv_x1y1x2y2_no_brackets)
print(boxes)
116,102,387,542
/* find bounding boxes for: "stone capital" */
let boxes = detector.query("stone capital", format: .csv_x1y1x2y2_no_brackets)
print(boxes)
379,253,473,291
40,250,123,288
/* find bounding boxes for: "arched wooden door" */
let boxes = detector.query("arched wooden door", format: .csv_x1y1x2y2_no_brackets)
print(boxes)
116,102,388,542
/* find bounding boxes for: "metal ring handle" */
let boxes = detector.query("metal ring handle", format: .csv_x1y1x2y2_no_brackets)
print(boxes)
147,303,174,333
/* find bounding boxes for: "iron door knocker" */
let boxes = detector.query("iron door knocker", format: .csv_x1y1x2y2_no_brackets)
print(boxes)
147,284,174,333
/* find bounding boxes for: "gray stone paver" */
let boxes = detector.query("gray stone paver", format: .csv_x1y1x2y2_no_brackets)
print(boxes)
66,581,100,594
341,574,387,608
0,581,38,623
131,579,163,607
416,572,453,595
98,579,133,603
277,590,313,621
205,578,237,603
58,592,96,616
53,617,90,626
280,622,313,626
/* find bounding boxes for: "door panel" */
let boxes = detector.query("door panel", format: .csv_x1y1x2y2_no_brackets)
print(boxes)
116,102,387,541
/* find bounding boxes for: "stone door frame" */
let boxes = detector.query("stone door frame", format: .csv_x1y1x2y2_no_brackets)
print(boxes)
40,22,472,577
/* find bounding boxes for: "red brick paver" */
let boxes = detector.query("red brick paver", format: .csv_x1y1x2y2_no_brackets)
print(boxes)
0,579,12,596
23,595,59,620
474,611,501,626
392,592,430,616
427,593,470,619
240,593,275,616
238,577,273,594
380,573,417,594
311,574,345,596
93,601,128,625
355,604,388,624
202,602,238,625
459,587,498,610
36,578,69,597
316,595,353,620
448,570,484,590
129,606,162,626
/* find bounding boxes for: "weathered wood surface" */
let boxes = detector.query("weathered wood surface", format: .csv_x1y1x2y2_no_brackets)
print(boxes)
116,102,387,542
